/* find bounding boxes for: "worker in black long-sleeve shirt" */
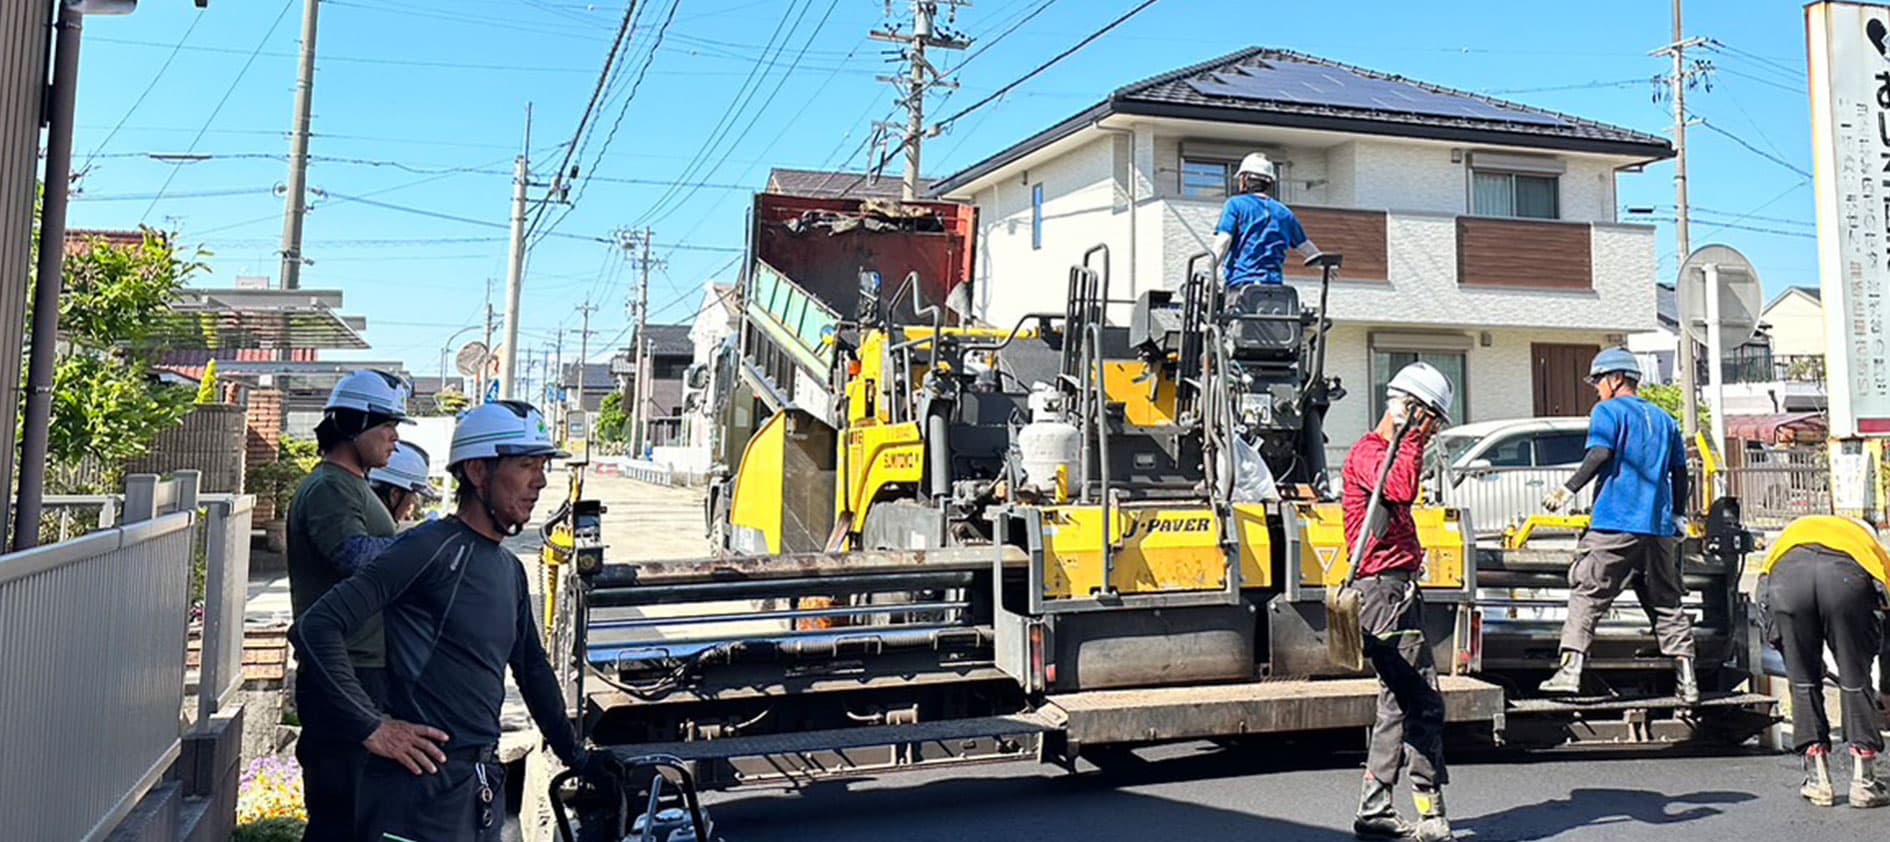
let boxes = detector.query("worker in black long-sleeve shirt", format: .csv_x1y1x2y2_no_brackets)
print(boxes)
291,400,609,841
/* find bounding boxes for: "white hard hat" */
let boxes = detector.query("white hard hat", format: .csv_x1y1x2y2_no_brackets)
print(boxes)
369,441,438,500
448,400,568,469
326,369,414,422
1236,152,1277,181
1386,361,1454,421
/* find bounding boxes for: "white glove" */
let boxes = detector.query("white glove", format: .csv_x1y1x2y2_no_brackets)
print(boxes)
1542,486,1572,512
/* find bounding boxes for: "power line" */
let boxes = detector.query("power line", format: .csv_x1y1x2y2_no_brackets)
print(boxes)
1706,38,1805,81
1484,77,1653,95
139,0,296,223
85,35,599,75
526,0,643,240
80,15,205,174
1715,66,1802,96
1636,215,1813,239
927,0,1062,92
1697,118,1811,179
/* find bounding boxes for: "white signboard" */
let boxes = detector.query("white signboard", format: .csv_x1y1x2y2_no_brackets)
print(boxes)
1811,2,1890,436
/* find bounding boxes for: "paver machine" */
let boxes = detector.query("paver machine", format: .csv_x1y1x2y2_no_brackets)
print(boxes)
544,238,1775,836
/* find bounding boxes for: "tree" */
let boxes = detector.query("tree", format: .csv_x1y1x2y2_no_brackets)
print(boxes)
434,388,471,416
194,358,220,404
1640,382,1711,431
30,221,203,491
594,391,627,442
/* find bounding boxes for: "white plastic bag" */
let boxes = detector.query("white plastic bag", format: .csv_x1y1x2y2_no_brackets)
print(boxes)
1230,435,1280,503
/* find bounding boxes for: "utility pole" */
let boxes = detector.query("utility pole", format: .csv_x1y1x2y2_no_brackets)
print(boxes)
632,228,653,456
478,283,495,401
1658,0,1707,440
870,1,969,199
278,0,320,291
14,0,84,550
576,301,596,419
499,103,531,400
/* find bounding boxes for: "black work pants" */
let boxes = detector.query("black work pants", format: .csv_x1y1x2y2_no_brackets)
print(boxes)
1358,571,1448,789
294,667,388,842
1763,546,1886,754
358,749,507,842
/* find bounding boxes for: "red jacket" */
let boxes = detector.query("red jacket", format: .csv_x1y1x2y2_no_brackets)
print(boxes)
1342,428,1430,577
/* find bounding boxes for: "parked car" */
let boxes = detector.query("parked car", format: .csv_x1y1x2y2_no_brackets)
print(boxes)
1429,417,1591,537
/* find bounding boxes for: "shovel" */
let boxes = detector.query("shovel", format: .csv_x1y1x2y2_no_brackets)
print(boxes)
1325,414,1421,671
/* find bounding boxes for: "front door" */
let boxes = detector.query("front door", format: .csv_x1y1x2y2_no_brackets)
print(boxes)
1532,343,1600,417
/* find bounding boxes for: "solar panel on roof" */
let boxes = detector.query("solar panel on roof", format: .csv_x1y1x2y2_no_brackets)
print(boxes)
1185,60,1565,127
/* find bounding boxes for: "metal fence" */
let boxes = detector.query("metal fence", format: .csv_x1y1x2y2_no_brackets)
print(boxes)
196,493,255,723
0,473,200,842
1719,453,1831,531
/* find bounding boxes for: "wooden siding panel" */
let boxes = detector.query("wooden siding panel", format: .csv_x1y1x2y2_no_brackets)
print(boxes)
1285,207,1388,282
1457,217,1592,290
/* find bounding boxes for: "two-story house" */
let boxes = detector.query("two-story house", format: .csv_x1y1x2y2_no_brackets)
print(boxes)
929,47,1673,445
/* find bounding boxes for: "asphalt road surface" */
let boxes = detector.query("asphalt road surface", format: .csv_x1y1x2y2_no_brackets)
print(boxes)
702,742,1883,841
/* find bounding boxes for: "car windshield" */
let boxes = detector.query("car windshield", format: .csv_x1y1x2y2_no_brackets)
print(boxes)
1436,434,1477,466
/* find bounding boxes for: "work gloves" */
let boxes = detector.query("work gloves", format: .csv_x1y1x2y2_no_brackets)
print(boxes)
1541,486,1572,513
571,749,621,787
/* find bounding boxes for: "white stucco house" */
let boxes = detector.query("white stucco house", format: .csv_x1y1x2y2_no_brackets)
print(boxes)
929,47,1675,445
1762,286,1825,381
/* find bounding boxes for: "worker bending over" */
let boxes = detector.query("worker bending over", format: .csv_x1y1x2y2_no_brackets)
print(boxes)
368,440,439,523
1342,362,1456,842
1211,153,1320,286
1757,515,1890,808
286,370,411,842
292,401,611,841
1539,348,1697,703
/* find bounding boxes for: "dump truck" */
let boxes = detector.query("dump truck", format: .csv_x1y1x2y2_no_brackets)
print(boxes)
538,196,1775,836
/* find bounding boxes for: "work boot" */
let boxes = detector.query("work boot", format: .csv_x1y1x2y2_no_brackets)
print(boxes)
1352,772,1413,840
1851,749,1890,808
1411,787,1455,842
1538,650,1585,695
1802,746,1836,807
1674,656,1700,705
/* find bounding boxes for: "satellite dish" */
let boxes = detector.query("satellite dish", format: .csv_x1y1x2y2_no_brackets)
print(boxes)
1678,244,1763,347
455,341,489,378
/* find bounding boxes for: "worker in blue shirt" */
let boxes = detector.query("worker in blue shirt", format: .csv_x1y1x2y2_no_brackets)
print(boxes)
1211,153,1320,286
1537,347,1698,704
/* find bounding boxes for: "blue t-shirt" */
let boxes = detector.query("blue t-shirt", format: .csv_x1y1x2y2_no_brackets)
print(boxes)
1215,193,1307,286
1586,395,1686,536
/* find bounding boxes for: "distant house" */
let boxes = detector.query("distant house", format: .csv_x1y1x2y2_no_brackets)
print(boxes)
616,324,695,448
684,284,742,455
411,376,465,410
1762,286,1824,382
766,167,930,200
558,362,615,414
932,46,1675,442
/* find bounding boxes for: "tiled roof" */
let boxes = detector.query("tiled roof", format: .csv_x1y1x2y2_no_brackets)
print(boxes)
932,46,1672,196
559,362,615,390
768,167,927,199
633,324,694,357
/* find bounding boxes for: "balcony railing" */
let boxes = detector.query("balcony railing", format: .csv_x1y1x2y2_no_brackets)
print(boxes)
1456,216,1593,290
1283,206,1388,282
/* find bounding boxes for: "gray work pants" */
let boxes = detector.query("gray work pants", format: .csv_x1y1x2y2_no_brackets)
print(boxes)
1359,571,1448,789
1559,529,1696,658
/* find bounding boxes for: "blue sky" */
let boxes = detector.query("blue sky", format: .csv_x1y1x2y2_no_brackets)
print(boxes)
62,0,1817,383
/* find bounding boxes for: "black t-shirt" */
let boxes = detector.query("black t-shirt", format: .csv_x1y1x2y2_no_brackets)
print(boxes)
289,518,579,762
287,462,396,667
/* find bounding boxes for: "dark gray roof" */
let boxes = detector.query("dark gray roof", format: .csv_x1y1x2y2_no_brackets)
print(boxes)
1657,282,1678,327
932,46,1673,197
559,362,614,390
634,324,694,357
411,375,464,395
767,167,927,199
1796,285,1821,302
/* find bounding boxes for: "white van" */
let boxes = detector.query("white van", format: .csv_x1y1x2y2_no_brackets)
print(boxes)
1430,417,1591,537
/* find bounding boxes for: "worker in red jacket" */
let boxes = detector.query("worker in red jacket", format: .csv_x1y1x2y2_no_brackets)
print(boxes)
1342,361,1455,842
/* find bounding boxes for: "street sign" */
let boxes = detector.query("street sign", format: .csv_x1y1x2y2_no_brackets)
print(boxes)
567,410,589,441
1810,2,1890,436
485,379,500,402
454,341,489,378
1677,245,1762,348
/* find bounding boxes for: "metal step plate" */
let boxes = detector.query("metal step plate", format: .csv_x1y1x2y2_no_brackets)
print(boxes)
1507,691,1776,716
1044,675,1505,746
602,713,1056,764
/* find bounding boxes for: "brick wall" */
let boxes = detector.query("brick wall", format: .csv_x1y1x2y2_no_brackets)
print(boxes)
246,388,284,521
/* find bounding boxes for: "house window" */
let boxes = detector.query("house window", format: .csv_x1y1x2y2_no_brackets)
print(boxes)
1180,157,1233,200
1472,171,1559,219
1371,349,1469,424
1031,183,1044,250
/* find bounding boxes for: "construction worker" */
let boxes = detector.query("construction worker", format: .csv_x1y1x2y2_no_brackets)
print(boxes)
290,400,610,841
1538,347,1698,703
285,369,412,842
1755,515,1890,808
1210,152,1321,287
1342,361,1455,842
368,440,440,522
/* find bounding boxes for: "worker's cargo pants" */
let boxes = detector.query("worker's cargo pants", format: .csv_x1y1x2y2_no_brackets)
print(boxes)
1358,570,1448,789
1559,530,1696,658
294,667,387,842
358,746,507,842
1762,546,1887,754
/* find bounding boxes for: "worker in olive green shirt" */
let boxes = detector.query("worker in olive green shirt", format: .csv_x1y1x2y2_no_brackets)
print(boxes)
286,370,412,842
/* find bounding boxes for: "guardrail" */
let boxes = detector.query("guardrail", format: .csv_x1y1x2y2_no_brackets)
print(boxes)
0,472,201,842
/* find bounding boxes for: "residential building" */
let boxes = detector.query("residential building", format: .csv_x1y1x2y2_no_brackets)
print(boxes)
684,284,742,455
930,47,1675,443
411,376,466,411
558,362,616,414
1762,285,1825,382
767,167,929,199
616,324,695,449
1627,282,1824,417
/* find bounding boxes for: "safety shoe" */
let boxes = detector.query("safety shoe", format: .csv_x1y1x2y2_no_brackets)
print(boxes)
1673,656,1700,705
1411,787,1455,842
1802,746,1836,807
1538,650,1585,696
1353,772,1413,840
1851,749,1890,808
